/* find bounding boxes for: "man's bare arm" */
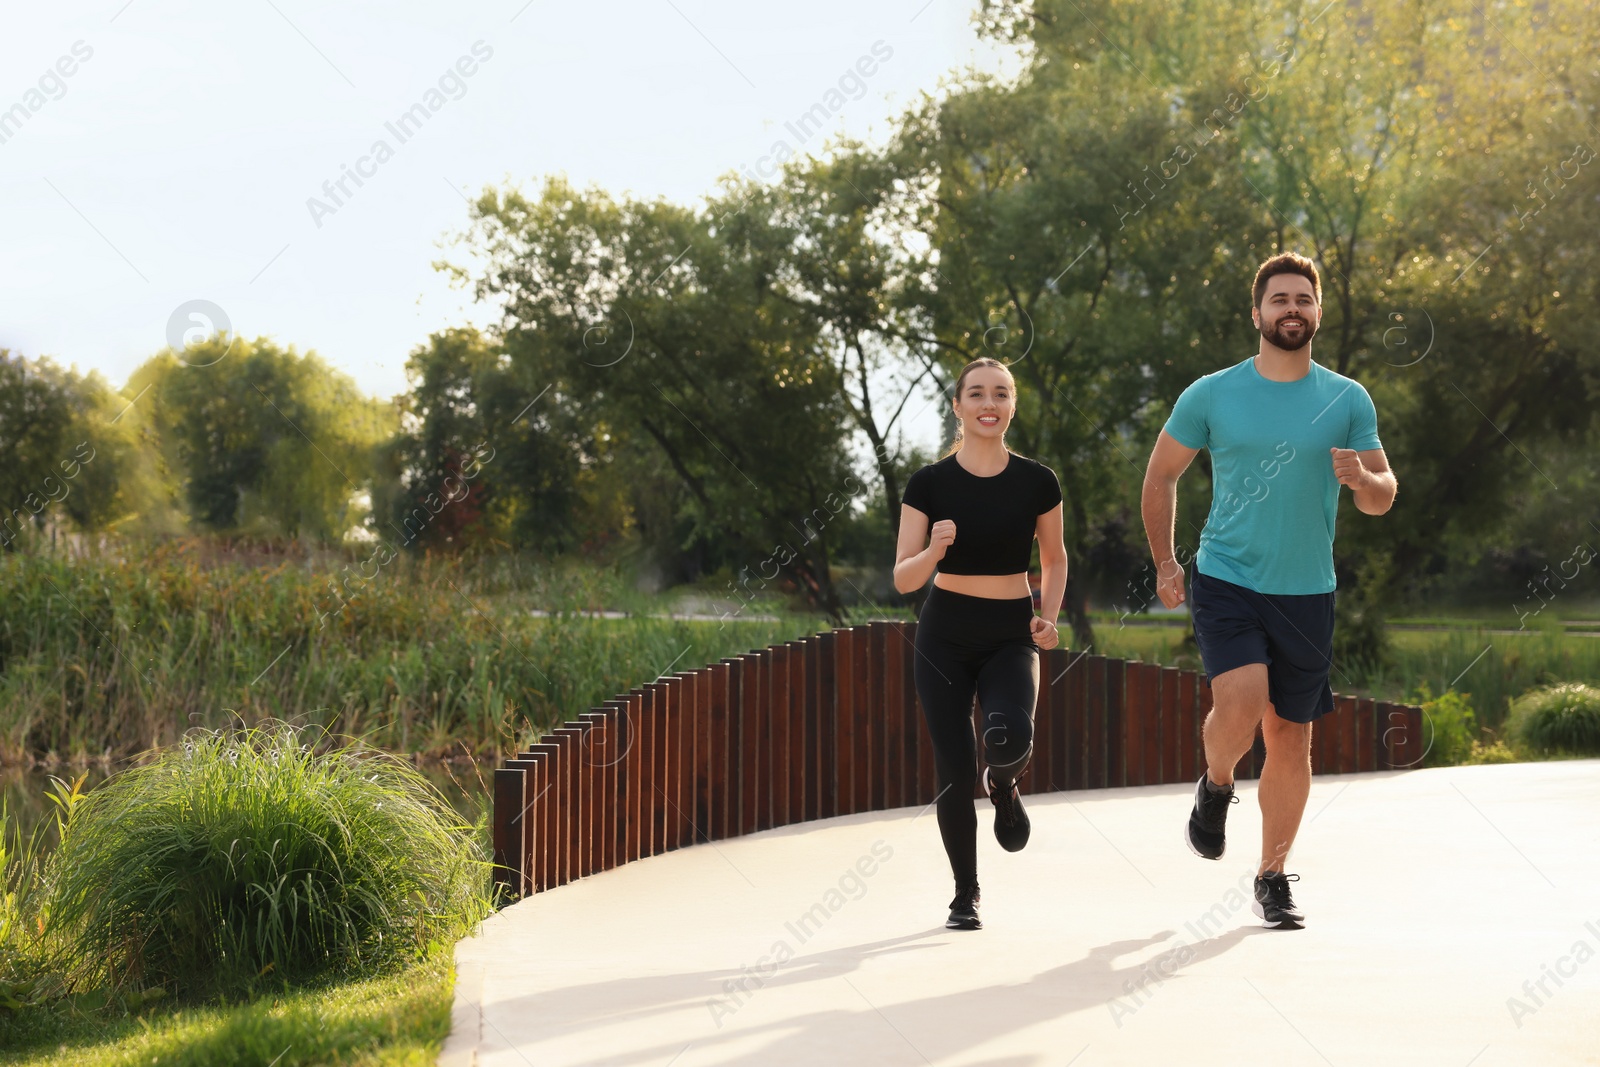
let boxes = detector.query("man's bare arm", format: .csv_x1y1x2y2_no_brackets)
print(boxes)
1141,430,1200,608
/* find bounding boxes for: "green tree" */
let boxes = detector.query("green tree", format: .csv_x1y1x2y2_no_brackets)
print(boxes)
962,0,1600,630
0,350,80,550
380,326,591,553
447,178,861,617
133,338,394,542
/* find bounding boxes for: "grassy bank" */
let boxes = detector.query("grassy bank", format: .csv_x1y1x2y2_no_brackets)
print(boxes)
0,543,812,765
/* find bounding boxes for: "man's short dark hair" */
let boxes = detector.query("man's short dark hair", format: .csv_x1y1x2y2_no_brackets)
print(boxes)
1252,252,1321,308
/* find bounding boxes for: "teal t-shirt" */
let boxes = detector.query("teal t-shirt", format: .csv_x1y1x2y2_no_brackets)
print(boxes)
1162,356,1382,595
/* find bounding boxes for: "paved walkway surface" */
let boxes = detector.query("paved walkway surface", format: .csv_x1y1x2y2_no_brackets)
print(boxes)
442,760,1600,1067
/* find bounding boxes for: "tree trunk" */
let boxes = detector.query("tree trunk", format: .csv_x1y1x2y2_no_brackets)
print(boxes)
1063,568,1094,651
1064,490,1096,650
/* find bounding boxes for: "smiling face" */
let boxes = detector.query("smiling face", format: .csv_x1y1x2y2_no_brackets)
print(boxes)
952,364,1016,441
1253,273,1321,352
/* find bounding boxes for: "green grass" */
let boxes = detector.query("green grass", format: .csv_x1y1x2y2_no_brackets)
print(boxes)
0,957,453,1066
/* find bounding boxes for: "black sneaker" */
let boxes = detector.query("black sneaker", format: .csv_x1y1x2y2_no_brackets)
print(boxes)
985,767,1031,852
946,883,981,930
1185,773,1237,860
1253,871,1305,929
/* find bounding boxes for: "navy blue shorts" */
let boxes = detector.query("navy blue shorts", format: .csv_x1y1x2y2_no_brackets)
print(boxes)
1189,565,1336,723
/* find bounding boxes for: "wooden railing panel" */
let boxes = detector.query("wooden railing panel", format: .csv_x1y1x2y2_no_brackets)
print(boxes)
1105,658,1125,788
739,654,763,835
577,715,606,875
622,692,644,862
1159,667,1181,784
644,683,666,856
1178,672,1200,784
525,743,559,891
801,639,822,821
869,624,888,811
785,641,809,824
833,631,857,817
492,766,525,900
492,637,1426,899
1083,654,1106,789
881,624,904,810
726,658,747,836
851,628,873,814
1064,652,1087,791
768,646,787,831
703,666,727,841
816,631,837,819
1353,695,1375,773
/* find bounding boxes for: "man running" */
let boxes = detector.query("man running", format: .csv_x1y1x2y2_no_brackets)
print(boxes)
1140,252,1397,929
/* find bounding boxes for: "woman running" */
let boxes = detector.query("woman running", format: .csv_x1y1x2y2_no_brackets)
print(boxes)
894,357,1068,931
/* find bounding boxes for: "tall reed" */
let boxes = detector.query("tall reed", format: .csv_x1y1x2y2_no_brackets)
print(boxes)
0,542,804,764
1,775,86,1018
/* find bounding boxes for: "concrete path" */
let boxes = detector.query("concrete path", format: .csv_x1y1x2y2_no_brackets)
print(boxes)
443,760,1600,1066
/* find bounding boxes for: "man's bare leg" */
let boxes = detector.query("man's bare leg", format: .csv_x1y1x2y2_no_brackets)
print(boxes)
1203,663,1270,786
1258,712,1313,875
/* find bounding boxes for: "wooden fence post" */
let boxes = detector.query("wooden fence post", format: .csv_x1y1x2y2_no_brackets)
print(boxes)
1178,671,1200,783
708,663,731,841
492,766,525,900
883,623,909,810
771,644,794,827
816,630,838,819
1084,654,1107,789
736,654,761,836
868,623,888,812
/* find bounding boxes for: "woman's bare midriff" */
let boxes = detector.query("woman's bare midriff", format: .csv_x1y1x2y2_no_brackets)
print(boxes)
934,571,1032,600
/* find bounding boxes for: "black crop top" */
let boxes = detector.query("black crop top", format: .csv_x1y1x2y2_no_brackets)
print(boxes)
901,451,1063,575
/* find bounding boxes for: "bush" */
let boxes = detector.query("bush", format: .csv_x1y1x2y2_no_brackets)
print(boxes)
1333,592,1390,674
45,724,493,1001
1332,554,1393,674
1416,685,1479,768
1508,683,1600,757
1466,739,1519,765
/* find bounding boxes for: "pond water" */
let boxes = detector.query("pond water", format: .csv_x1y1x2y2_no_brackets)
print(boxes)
2,759,492,849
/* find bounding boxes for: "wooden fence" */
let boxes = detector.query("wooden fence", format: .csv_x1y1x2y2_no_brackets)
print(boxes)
491,620,1424,899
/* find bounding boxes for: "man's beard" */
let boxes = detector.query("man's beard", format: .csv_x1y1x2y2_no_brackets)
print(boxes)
1262,314,1316,352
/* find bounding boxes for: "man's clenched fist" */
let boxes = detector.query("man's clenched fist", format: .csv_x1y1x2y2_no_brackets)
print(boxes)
1330,447,1369,490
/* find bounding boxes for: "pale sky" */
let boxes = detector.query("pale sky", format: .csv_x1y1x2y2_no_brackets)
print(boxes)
1,1,1018,459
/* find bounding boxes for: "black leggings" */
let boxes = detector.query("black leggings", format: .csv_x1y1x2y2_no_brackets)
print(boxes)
912,585,1040,890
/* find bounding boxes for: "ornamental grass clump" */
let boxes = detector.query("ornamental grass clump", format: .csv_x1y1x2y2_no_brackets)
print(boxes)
46,723,492,1001
1509,682,1600,757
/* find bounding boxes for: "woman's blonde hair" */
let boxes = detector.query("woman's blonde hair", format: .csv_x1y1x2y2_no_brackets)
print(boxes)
940,357,1015,459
